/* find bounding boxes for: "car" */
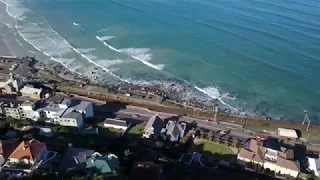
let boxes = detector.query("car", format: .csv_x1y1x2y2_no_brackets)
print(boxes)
132,114,140,118
219,130,227,135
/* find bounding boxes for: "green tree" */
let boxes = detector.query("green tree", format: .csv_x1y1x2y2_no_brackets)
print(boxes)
232,139,239,147
200,130,204,139
155,141,164,148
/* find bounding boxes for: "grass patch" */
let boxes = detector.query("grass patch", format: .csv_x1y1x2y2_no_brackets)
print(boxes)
161,100,184,108
128,124,145,135
194,141,233,155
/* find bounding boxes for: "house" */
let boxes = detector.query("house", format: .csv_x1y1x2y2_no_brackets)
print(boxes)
0,73,23,94
21,98,94,128
143,114,165,139
21,101,40,120
277,128,298,141
130,162,164,180
6,139,48,165
308,157,320,177
165,120,186,142
0,140,20,166
104,118,130,130
237,139,300,178
20,85,43,100
0,99,26,119
86,152,119,175
59,147,94,172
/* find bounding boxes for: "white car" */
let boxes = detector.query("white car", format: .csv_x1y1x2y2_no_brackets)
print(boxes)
132,114,140,118
219,130,227,135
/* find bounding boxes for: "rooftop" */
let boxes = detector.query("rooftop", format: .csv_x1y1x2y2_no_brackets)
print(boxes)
104,118,128,127
8,139,46,161
20,85,42,95
59,147,94,172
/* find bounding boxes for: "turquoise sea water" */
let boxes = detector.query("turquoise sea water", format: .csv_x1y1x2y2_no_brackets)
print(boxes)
1,0,320,123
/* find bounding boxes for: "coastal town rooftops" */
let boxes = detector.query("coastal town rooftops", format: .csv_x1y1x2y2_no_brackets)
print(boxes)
276,157,300,171
8,139,46,161
61,111,82,119
144,114,165,137
277,128,298,139
59,147,94,172
20,85,42,95
104,118,128,127
307,157,320,177
279,147,294,160
0,140,20,159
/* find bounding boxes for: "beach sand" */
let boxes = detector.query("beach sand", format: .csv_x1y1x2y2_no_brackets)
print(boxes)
0,37,13,56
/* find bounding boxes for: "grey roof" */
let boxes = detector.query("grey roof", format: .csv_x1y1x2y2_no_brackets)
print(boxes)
61,98,71,105
104,119,128,127
69,99,91,111
144,114,165,138
166,121,186,142
59,147,94,172
61,111,82,119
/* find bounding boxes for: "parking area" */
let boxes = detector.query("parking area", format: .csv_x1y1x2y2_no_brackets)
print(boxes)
0,57,34,78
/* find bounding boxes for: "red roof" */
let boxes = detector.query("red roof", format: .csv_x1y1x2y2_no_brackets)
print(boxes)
8,139,46,161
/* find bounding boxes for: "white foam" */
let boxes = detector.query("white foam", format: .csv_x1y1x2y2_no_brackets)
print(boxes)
96,36,121,52
71,46,129,82
120,48,152,61
194,86,237,111
76,48,96,54
97,28,109,32
28,50,35,53
96,36,164,70
73,22,80,26
0,0,27,21
96,35,114,41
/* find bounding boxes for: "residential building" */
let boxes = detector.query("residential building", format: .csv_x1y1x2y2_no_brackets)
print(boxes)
143,114,165,139
20,85,43,100
308,157,320,177
86,152,119,175
6,139,48,165
104,118,130,130
0,100,25,119
20,98,93,128
59,147,94,172
130,162,164,180
0,140,20,166
0,73,23,95
21,101,41,120
165,120,186,142
237,139,300,178
277,128,298,141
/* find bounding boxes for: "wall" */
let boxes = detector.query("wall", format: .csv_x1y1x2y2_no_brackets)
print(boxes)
84,103,94,118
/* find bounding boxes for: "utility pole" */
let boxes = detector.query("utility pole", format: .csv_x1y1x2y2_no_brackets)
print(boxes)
302,110,311,131
240,107,244,124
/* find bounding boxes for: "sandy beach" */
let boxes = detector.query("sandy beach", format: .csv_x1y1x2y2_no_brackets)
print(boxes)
0,37,13,57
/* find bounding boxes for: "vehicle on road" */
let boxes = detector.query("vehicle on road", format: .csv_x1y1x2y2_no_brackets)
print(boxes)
132,114,140,118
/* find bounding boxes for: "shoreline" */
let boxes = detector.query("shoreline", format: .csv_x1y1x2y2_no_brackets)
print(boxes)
31,59,320,140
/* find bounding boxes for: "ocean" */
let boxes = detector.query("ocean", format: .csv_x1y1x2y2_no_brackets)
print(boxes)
1,0,320,123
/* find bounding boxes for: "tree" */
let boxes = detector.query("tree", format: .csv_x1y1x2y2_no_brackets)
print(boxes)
207,131,213,141
232,139,239,147
92,173,105,180
124,149,132,157
155,141,164,148
200,130,205,139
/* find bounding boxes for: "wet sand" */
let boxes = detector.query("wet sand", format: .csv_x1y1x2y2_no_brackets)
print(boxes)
0,37,13,57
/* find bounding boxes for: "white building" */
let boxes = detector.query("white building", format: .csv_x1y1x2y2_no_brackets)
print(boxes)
277,128,298,140
21,98,94,128
308,157,320,177
20,85,43,100
104,118,130,130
